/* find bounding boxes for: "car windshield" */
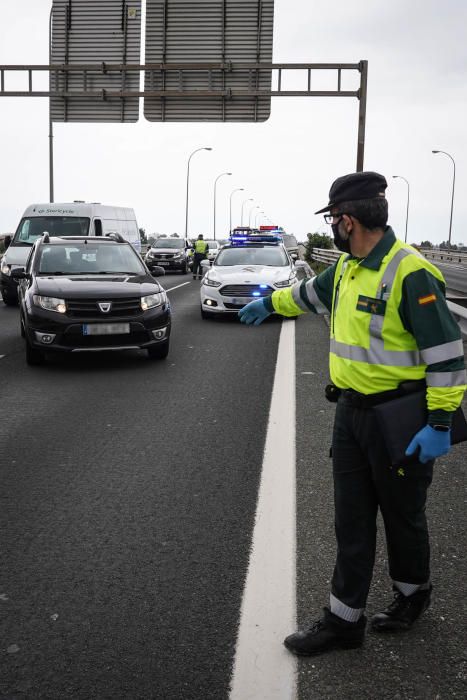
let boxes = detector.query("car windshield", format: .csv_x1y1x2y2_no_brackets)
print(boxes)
35,242,145,275
153,238,185,249
215,246,289,267
13,217,90,245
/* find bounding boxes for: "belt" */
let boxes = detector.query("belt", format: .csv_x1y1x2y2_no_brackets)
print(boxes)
340,380,426,409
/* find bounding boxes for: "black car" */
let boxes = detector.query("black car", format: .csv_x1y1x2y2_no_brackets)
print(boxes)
144,237,191,274
12,234,171,365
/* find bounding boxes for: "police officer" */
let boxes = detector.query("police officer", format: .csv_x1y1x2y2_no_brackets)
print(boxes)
238,171,466,655
192,234,209,280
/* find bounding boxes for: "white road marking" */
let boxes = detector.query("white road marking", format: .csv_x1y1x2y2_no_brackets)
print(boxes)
163,282,192,292
230,320,297,700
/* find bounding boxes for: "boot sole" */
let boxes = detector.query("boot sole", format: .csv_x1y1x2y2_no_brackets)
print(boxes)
284,638,364,656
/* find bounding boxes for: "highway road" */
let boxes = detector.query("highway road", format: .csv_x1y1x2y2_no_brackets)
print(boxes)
436,262,467,297
1,274,466,700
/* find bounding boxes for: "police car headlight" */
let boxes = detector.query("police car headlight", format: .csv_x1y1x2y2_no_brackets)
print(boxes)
141,292,166,311
203,276,221,287
33,295,67,313
1,260,11,276
274,278,294,288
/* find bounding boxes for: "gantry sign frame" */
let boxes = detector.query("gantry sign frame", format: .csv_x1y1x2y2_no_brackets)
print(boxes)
0,61,368,169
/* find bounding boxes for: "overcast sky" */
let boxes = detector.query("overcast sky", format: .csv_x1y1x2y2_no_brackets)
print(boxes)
0,0,466,245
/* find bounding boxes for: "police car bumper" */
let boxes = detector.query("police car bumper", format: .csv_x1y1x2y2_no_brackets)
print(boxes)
201,291,264,314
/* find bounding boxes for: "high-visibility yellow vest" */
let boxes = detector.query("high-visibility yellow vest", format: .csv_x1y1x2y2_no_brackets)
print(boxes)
194,240,208,254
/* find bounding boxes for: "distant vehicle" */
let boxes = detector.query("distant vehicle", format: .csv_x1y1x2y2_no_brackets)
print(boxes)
204,240,221,263
199,231,313,319
144,237,191,274
259,225,299,257
1,202,141,305
13,234,171,365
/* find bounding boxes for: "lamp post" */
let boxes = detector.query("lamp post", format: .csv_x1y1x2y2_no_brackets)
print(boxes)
432,150,456,248
255,210,264,228
49,3,54,202
213,172,232,240
392,175,410,243
248,205,260,228
185,147,212,238
229,188,244,233
241,198,253,226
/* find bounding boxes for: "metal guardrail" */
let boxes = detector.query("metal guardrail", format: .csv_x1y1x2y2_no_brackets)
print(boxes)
420,248,467,265
310,248,467,339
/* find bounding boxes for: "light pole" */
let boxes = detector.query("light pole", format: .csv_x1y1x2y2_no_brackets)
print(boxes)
392,175,410,243
248,205,260,228
241,198,253,226
255,210,264,228
49,3,54,202
213,172,232,240
432,150,456,248
229,188,244,233
185,147,212,238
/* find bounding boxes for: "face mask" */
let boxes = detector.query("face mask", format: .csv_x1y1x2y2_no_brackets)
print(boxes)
331,220,352,254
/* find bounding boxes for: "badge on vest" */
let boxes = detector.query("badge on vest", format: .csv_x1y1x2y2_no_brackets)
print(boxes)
356,295,386,315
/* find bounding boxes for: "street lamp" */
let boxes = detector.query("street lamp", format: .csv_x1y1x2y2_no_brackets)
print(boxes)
255,210,265,228
392,175,410,243
185,147,212,238
432,150,456,248
49,3,54,202
229,188,244,233
213,172,232,240
241,198,253,226
248,205,260,227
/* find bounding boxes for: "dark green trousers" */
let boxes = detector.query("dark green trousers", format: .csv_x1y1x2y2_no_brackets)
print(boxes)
331,395,434,610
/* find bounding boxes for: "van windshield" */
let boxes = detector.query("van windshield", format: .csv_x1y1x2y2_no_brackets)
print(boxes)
13,217,90,245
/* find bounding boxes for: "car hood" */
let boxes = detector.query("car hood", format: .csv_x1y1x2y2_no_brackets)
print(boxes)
3,245,30,266
34,274,162,298
148,248,184,254
206,265,292,285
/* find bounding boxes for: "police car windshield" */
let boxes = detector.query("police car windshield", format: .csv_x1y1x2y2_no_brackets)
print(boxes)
13,217,90,245
153,238,185,249
215,246,289,267
35,242,145,276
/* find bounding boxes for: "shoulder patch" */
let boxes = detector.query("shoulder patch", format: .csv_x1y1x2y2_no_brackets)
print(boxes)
418,293,437,305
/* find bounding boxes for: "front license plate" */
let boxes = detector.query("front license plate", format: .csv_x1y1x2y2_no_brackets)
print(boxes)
231,297,253,305
82,323,130,336
156,261,169,266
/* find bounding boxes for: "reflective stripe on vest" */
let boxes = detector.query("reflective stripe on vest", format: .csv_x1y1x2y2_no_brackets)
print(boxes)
426,369,467,387
292,278,328,314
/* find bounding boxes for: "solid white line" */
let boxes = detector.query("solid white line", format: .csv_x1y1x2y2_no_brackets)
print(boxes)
163,281,192,292
230,320,297,700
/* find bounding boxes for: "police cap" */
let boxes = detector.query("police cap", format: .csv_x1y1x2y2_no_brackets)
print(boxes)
315,171,388,214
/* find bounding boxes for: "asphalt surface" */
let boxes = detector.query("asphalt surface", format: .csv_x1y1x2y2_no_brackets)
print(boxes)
1,272,466,700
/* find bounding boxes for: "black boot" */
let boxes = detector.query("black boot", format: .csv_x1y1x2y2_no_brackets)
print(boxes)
284,608,366,656
371,585,432,632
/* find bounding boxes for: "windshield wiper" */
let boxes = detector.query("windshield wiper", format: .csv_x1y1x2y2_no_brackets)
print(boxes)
38,271,65,275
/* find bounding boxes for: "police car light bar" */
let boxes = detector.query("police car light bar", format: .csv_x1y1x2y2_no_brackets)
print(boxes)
229,232,282,245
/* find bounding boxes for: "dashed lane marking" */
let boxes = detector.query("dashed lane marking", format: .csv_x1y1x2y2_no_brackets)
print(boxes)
163,282,192,292
230,319,297,700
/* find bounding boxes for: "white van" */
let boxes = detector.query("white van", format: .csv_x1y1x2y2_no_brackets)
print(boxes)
1,202,141,305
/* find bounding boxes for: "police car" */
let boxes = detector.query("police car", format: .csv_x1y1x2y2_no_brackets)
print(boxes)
199,231,313,319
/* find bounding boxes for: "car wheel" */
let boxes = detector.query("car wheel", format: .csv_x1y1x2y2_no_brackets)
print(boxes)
147,340,169,360
2,290,17,306
25,336,45,365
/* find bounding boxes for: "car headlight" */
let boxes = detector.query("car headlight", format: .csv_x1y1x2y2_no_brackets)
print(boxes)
141,292,166,310
1,260,11,276
274,278,295,288
203,276,221,287
173,253,183,259
33,295,67,313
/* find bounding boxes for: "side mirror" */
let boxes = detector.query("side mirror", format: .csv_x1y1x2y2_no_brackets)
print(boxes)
200,259,210,269
11,267,28,280
151,265,166,277
290,253,298,261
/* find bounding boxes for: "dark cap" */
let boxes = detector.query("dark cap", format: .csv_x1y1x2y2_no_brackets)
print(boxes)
315,171,388,214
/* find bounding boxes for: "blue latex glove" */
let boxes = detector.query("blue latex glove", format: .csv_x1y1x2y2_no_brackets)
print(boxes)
238,298,272,326
405,425,451,464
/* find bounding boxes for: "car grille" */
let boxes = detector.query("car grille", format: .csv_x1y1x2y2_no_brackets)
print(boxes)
220,284,274,297
153,254,175,260
62,328,149,348
224,302,249,309
66,297,142,318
